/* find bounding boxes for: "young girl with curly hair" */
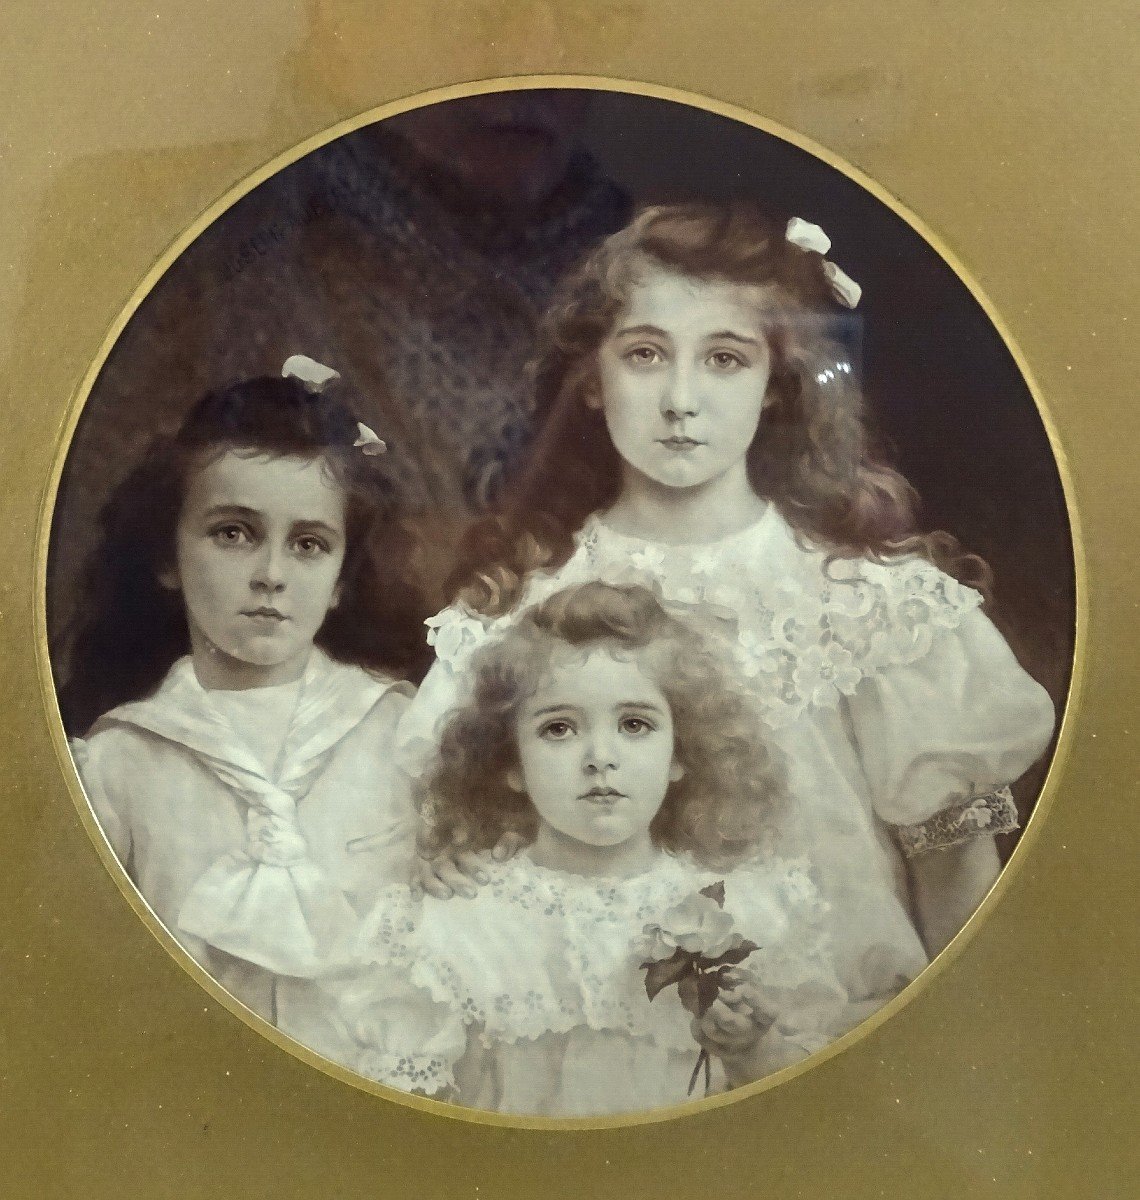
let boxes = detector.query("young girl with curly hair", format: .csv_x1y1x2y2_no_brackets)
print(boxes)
401,203,1056,1020
332,582,844,1116
63,358,429,1045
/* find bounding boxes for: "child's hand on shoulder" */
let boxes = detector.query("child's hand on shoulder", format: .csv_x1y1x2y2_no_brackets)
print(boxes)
690,968,779,1087
411,830,527,900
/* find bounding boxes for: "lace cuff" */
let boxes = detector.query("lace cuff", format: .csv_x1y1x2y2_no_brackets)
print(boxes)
893,787,1019,858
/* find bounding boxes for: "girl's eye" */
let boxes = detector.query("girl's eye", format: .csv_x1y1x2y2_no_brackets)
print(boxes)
293,535,330,557
624,345,662,366
211,523,251,546
708,350,746,372
620,716,654,736
539,720,575,740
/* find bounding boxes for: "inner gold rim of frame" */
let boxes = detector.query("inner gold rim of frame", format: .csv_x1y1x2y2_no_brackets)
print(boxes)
32,72,1087,1132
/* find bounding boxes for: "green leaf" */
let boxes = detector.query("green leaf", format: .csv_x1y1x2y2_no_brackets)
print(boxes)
695,970,722,1016
640,948,695,1002
677,972,702,1016
699,880,726,908
702,939,760,969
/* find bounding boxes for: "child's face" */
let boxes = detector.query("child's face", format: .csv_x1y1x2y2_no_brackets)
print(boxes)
509,643,683,851
165,450,348,688
594,264,772,493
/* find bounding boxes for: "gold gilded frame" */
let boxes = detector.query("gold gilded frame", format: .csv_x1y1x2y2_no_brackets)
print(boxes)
3,4,1135,1194
32,75,1085,1130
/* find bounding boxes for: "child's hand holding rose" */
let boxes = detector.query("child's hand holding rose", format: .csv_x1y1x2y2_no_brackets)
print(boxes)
689,966,780,1087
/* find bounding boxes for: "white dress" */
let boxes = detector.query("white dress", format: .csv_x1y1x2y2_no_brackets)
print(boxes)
71,648,416,1050
328,852,845,1117
398,507,1057,1007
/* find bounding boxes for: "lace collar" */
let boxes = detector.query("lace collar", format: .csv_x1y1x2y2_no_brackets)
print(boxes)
353,853,714,1049
351,851,835,1050
577,504,779,559
428,505,982,726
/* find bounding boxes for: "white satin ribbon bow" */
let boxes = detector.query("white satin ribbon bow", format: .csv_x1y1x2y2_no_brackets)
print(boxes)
785,217,863,308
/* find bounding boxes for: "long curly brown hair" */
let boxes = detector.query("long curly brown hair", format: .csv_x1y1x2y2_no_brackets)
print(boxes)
425,581,785,869
57,374,431,734
450,202,989,616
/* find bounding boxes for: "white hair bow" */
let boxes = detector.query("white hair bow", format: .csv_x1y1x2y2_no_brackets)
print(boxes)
785,218,863,309
281,353,341,392
353,423,387,456
282,355,387,455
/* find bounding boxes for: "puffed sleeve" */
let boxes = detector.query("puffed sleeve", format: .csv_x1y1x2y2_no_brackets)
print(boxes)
68,732,134,865
326,966,469,1097
321,887,469,1096
847,605,1056,852
725,860,849,1066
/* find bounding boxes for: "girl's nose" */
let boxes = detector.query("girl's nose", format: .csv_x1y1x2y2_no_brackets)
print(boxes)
583,733,619,774
660,365,701,420
251,543,287,593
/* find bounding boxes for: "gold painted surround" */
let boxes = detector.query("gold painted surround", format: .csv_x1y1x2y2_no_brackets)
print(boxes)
1,3,1135,1195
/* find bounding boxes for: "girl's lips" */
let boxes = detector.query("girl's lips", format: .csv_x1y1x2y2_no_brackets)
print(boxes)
581,787,626,804
659,437,702,450
243,608,287,621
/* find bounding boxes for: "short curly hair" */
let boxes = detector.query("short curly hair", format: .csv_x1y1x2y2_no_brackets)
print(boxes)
425,581,785,868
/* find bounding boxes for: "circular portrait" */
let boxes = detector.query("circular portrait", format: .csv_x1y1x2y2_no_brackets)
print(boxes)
46,85,1074,1122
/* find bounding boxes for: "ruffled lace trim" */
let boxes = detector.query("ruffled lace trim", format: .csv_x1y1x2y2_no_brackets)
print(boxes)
424,511,983,726
415,960,587,1048
893,788,1020,858
353,1048,455,1097
404,862,700,1050
353,855,840,1052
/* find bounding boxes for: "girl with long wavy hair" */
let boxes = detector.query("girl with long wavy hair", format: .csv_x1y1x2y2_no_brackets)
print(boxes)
403,203,1056,1022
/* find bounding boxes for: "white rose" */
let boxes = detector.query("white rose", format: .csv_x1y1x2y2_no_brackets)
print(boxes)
641,891,746,962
